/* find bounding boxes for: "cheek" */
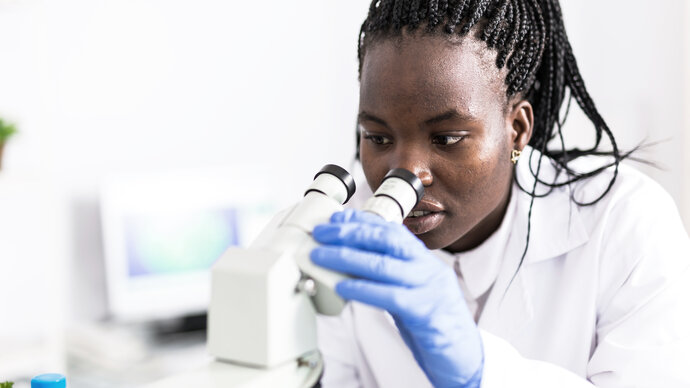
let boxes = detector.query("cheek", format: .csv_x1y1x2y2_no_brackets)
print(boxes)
473,139,511,190
477,142,509,181
443,133,512,208
473,120,513,180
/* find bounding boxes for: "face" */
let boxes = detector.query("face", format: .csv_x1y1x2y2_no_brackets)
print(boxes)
358,33,532,252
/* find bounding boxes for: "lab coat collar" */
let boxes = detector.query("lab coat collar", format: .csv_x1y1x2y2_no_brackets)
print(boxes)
433,187,517,301
512,146,590,264
477,148,590,337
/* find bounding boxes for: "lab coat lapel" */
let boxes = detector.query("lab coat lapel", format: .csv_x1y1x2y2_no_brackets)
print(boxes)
351,302,433,388
514,147,589,264
477,248,534,338
479,148,589,336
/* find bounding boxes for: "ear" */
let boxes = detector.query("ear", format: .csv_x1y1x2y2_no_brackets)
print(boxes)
507,99,533,151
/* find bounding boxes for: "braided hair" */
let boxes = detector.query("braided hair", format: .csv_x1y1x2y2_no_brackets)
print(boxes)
355,0,629,269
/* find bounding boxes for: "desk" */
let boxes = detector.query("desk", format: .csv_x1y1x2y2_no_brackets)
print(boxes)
65,322,211,388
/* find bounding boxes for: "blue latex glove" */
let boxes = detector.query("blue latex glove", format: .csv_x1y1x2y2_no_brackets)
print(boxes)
311,209,484,388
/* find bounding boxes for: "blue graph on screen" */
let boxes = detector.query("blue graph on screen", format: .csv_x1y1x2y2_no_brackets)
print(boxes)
124,208,240,277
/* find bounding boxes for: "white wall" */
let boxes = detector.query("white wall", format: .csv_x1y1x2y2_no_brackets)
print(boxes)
0,0,372,322
4,0,370,187
560,0,689,231
684,1,690,232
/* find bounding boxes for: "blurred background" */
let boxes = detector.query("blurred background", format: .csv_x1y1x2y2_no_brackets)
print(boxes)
0,0,688,387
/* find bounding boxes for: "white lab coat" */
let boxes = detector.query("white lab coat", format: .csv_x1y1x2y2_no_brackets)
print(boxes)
317,150,690,387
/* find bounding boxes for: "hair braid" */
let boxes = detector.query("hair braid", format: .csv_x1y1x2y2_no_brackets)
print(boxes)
483,0,509,45
446,0,472,33
495,0,517,68
427,0,441,30
439,0,450,17
460,0,491,34
392,0,405,29
408,0,422,28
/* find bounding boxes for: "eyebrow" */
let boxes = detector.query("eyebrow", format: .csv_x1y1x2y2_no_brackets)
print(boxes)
357,111,389,128
424,109,479,125
357,109,479,128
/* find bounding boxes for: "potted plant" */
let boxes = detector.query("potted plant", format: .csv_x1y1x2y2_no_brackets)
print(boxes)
0,117,18,171
0,381,14,388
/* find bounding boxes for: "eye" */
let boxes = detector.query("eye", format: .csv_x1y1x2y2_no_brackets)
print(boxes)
363,134,392,145
432,135,465,145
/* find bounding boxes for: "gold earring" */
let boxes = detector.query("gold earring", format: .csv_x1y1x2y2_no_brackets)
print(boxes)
511,149,521,164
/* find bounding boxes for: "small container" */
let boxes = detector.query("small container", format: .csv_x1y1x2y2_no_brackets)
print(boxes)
31,374,66,388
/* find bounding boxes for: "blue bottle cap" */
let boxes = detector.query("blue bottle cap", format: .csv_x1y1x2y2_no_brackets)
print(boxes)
31,374,66,388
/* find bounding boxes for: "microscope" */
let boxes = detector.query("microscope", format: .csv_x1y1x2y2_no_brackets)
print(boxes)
146,165,423,388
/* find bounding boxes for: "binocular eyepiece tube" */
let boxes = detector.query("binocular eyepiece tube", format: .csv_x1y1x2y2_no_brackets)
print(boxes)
306,164,424,222
296,165,424,316
304,164,356,205
363,168,425,223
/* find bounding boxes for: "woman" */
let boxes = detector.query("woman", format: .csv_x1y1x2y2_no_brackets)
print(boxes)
310,0,690,387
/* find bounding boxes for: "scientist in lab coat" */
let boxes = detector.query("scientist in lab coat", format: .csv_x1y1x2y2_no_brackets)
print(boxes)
309,0,690,387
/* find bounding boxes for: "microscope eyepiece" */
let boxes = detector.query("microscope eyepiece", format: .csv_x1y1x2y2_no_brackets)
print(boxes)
314,164,356,203
383,168,425,203
305,164,356,205
363,168,424,223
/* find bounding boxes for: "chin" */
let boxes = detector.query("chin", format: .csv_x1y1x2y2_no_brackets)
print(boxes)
407,228,449,250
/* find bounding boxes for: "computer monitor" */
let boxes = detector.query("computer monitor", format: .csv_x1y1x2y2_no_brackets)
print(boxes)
100,167,296,322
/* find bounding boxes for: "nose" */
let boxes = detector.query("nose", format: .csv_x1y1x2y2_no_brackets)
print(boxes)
391,144,433,187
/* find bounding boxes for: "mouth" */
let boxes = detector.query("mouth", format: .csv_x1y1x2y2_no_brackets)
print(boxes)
403,200,445,235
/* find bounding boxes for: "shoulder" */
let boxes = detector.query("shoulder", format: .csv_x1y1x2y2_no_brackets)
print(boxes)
521,149,686,239
567,156,687,249
517,149,689,264
521,153,690,317
569,156,674,214
557,156,689,297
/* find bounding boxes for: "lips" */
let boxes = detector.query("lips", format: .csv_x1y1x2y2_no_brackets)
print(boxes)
403,199,445,235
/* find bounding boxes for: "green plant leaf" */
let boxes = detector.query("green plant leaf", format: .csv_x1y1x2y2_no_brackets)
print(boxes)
0,118,18,142
0,381,15,388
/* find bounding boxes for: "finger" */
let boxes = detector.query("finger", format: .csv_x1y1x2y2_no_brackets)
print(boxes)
330,209,388,225
312,222,425,260
310,245,431,286
334,279,413,316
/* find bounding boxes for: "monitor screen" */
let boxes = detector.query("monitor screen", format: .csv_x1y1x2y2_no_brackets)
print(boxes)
124,208,239,277
100,167,296,322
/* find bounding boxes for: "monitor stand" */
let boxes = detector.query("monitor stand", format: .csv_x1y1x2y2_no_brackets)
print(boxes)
152,313,207,338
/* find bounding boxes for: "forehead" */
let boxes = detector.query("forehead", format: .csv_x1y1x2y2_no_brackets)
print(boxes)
360,34,507,116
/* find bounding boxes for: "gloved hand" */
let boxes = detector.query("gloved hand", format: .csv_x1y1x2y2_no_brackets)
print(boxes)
310,209,484,388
